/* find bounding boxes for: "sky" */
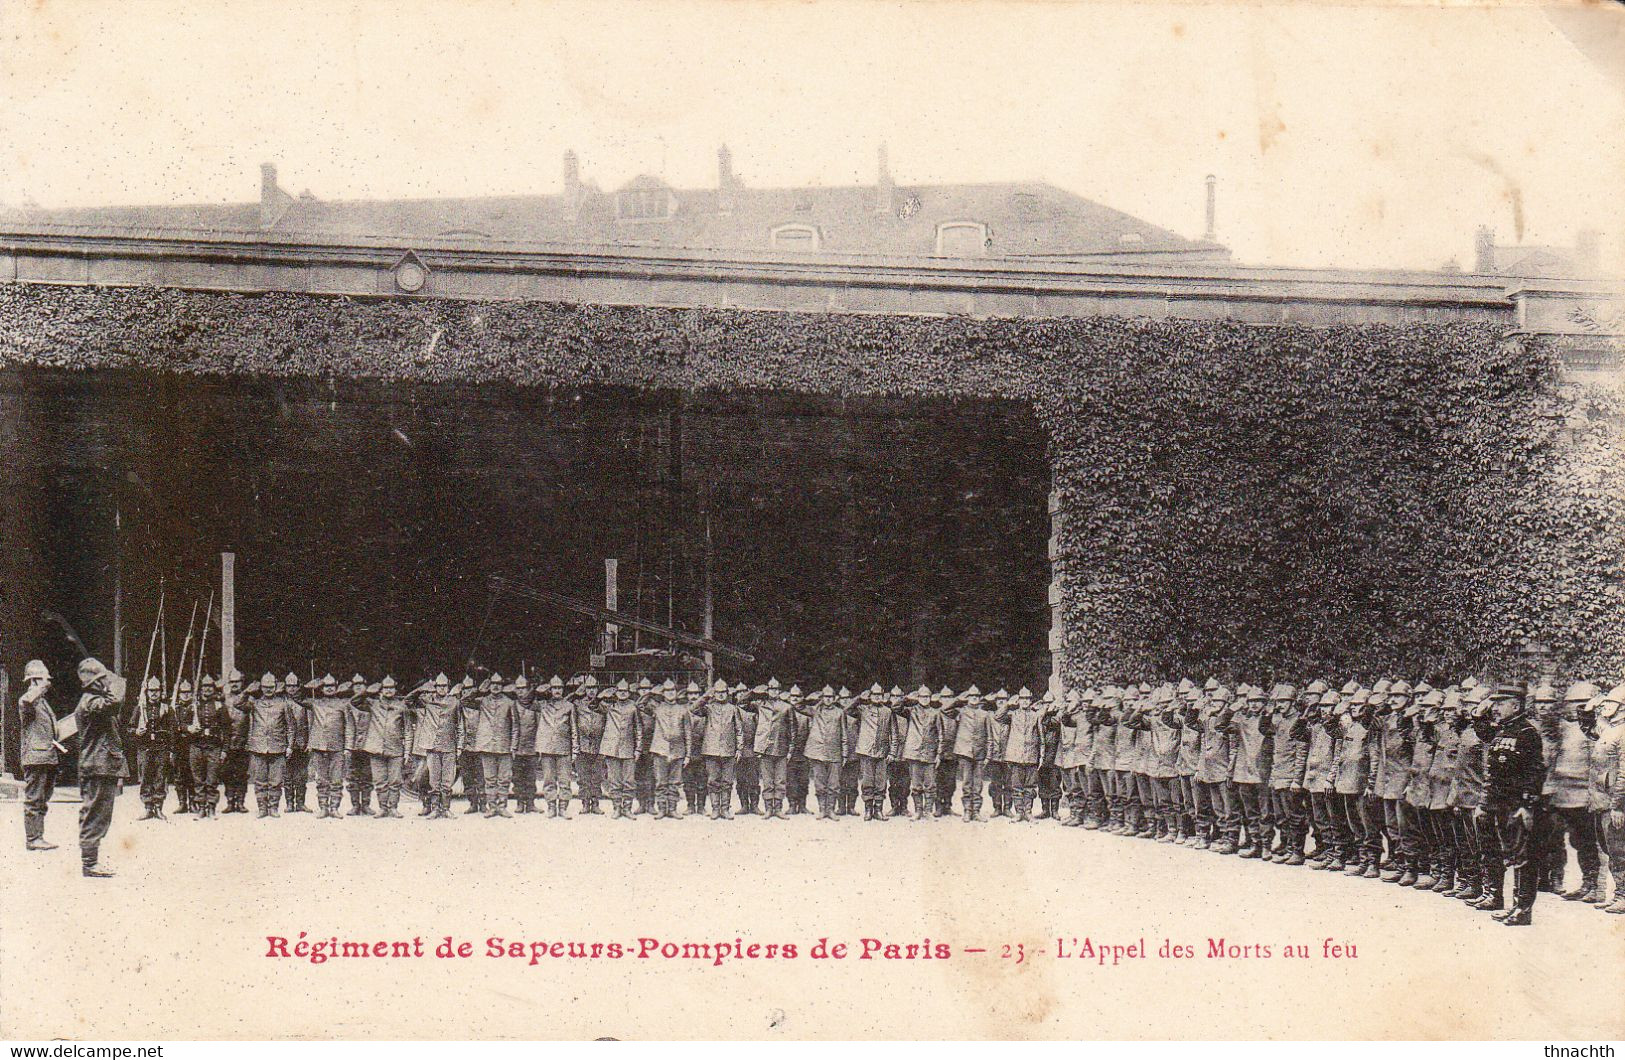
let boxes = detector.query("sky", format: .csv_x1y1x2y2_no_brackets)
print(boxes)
0,0,1621,273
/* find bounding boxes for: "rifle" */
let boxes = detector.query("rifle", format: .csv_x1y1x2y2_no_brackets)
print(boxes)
134,582,166,735
171,600,200,731
191,588,214,728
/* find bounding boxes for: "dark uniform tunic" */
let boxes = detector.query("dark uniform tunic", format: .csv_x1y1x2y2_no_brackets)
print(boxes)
75,675,127,867
20,685,59,842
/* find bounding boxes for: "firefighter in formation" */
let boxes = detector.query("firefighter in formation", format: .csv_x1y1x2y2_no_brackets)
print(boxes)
20,668,1625,923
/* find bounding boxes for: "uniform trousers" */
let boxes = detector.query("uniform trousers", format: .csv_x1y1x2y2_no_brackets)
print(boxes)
858,755,888,800
249,751,286,794
1402,798,1435,869
223,749,249,801
1485,805,1537,909
136,745,167,804
935,757,957,813
1340,793,1384,863
956,757,985,805
286,750,309,805
1538,804,1601,880
480,752,512,806
1449,806,1481,881
652,755,684,805
425,750,457,797
907,759,935,798
23,765,55,841
369,753,402,803
537,754,570,802
810,761,841,807
1008,763,1038,803
1232,781,1268,845
605,756,636,802
788,756,811,809
759,755,788,803
1084,767,1111,821
1308,790,1343,855
736,755,760,806
309,749,345,803
512,755,537,801
575,753,604,803
79,775,119,866
1194,779,1229,837
705,755,737,808
189,745,224,806
1381,798,1407,866
347,751,372,805
1061,766,1084,814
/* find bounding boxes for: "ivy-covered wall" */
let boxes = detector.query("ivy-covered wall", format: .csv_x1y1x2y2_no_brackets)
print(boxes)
1,282,1619,683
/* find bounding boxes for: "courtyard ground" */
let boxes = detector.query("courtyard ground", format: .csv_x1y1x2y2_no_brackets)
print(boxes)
2,793,1622,1041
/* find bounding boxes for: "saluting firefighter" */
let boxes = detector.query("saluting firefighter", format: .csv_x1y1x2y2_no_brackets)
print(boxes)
131,675,171,821
1593,684,1625,914
1332,686,1381,877
947,685,990,823
1227,684,1271,857
407,673,462,820
1400,683,1439,888
696,679,746,819
1446,686,1489,902
1263,683,1309,865
1194,685,1235,851
511,673,540,813
305,673,350,819
573,675,606,815
75,658,127,878
455,676,484,815
1056,688,1089,827
346,673,374,816
473,672,518,818
358,676,408,818
19,661,61,850
799,686,847,821
222,670,251,814
997,688,1043,822
886,686,910,820
596,679,642,819
1421,687,1462,892
634,678,658,816
284,673,312,813
1539,680,1604,901
838,687,861,816
1088,688,1119,831
247,671,297,818
751,682,797,820
1304,687,1343,869
848,684,896,821
639,680,694,819
533,675,575,818
683,678,709,816
897,686,947,820
1373,679,1412,882
787,688,813,815
736,681,765,815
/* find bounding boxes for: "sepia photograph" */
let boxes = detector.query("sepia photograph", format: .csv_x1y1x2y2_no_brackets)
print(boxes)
0,0,1622,1046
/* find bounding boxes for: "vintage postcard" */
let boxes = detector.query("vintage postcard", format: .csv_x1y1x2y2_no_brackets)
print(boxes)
1,0,1622,1045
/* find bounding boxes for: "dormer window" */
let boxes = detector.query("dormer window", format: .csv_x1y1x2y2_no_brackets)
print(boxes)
770,223,821,252
936,220,989,257
616,179,675,221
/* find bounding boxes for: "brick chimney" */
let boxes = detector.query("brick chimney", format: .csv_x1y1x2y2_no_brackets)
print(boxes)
259,162,293,229
563,149,582,215
1203,174,1217,242
875,143,894,215
1474,225,1497,273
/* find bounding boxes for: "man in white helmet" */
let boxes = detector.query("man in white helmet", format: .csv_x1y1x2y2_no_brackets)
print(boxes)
19,661,60,850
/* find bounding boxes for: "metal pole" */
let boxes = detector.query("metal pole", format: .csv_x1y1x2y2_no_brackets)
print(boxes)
112,504,123,674
702,502,714,686
221,552,236,683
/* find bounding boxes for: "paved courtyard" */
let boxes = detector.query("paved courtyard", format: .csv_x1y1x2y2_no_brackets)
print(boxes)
3,793,1622,1040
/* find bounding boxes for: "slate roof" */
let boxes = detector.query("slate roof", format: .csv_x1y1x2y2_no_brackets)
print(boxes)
1,167,1228,262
